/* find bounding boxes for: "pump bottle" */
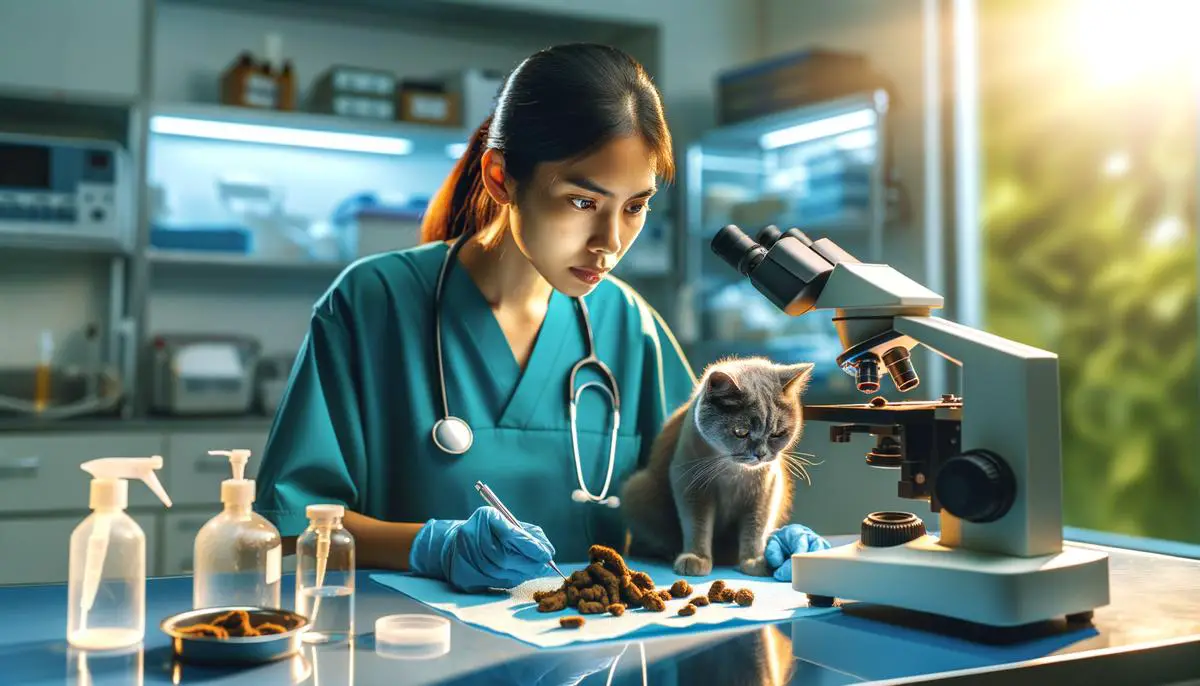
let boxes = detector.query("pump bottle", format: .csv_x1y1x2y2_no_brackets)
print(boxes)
67,456,173,650
193,449,282,610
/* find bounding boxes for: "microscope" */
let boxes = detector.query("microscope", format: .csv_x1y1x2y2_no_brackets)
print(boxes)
711,224,1110,628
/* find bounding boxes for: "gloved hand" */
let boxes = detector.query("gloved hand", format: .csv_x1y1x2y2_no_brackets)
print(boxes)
409,506,556,592
763,524,832,582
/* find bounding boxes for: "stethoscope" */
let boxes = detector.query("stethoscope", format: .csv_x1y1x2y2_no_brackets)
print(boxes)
430,238,623,507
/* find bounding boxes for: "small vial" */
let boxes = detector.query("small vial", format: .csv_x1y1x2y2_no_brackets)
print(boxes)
296,504,355,644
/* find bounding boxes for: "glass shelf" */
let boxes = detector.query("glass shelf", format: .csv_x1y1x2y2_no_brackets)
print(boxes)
150,102,470,158
146,248,349,276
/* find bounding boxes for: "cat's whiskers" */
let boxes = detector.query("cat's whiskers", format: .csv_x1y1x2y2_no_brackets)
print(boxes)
782,453,815,486
785,450,823,467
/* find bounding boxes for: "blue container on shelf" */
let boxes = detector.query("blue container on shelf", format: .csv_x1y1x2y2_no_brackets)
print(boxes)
149,224,252,253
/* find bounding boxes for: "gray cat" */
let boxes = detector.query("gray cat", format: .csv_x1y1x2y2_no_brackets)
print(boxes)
620,357,815,577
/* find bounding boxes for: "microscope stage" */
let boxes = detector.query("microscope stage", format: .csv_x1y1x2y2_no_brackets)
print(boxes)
791,535,1111,627
805,399,961,424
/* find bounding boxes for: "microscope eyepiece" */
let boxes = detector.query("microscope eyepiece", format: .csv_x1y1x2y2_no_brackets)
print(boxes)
882,347,920,392
712,225,767,276
756,225,783,248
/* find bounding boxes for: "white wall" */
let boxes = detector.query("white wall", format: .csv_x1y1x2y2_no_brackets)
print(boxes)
758,0,930,281
447,0,762,145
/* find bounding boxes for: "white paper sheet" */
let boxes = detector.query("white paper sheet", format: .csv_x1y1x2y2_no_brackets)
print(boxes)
370,560,839,649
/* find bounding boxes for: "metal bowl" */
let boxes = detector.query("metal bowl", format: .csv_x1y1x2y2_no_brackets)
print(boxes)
160,606,309,666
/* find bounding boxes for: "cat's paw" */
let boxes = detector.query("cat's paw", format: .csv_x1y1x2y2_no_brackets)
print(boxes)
673,552,713,576
738,556,770,576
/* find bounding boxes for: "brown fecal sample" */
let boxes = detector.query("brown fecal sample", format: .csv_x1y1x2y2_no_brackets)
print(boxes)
707,580,727,602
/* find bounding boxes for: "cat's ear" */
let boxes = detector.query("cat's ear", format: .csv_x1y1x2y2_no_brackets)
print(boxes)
705,370,739,396
781,363,815,396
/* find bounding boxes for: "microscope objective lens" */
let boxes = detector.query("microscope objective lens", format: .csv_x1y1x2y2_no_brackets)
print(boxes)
855,356,881,393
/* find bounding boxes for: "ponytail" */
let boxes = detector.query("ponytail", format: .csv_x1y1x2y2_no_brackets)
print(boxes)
420,114,502,243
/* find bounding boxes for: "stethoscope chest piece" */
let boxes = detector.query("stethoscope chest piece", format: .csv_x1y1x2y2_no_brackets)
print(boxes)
432,416,473,455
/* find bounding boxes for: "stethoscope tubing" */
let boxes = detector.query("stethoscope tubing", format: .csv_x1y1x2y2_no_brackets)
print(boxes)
431,239,621,506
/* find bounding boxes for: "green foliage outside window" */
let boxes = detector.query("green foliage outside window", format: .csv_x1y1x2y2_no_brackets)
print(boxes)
980,0,1198,543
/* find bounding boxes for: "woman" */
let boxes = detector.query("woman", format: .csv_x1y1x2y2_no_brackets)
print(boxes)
254,43,825,593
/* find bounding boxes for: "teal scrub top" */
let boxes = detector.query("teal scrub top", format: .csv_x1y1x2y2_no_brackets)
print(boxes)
254,241,697,563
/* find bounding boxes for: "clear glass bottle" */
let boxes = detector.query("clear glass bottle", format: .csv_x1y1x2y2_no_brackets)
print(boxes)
193,450,282,610
296,504,355,643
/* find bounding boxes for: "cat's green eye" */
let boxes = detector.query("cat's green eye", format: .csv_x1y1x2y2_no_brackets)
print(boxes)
733,427,749,438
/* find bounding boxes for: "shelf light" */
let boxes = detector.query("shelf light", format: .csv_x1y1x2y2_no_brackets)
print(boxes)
445,142,468,159
759,109,877,151
149,115,413,155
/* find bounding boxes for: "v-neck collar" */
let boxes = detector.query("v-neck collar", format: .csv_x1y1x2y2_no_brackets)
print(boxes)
440,243,573,429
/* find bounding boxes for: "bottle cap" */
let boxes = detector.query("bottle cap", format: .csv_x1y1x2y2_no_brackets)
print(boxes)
306,504,344,522
375,614,450,660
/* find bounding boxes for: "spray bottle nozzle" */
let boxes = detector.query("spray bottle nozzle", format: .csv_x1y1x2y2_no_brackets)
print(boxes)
208,449,252,481
81,456,173,508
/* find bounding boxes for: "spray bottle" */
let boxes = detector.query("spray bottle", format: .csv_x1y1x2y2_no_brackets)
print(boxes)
67,456,172,650
193,449,282,610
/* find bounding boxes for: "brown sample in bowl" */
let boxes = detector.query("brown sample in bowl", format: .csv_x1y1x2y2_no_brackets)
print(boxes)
677,604,696,617
560,616,585,629
689,596,710,607
176,623,229,639
670,579,692,598
720,588,736,603
734,588,755,607
607,603,626,617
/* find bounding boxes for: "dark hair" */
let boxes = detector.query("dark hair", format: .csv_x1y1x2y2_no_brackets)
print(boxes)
420,43,674,245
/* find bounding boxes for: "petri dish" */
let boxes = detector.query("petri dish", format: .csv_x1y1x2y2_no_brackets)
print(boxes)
375,614,451,660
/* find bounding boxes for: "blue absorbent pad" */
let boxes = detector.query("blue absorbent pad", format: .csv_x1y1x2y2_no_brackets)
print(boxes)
370,558,839,649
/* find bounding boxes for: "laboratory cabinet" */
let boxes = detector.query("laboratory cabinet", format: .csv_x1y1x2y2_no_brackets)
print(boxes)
0,425,270,586
0,0,146,103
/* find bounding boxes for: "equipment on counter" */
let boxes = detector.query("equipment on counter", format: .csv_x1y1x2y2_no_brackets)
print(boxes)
68,456,173,650
149,334,261,416
193,449,282,611
430,238,623,509
0,133,131,250
296,504,356,644
711,224,1110,628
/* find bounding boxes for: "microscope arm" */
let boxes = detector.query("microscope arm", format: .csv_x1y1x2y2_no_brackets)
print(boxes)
894,315,1065,557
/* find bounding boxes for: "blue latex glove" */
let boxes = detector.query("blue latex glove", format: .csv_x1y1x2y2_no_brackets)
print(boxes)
409,506,556,592
764,524,832,582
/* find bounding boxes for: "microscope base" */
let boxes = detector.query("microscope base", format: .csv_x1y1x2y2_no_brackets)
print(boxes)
792,535,1110,627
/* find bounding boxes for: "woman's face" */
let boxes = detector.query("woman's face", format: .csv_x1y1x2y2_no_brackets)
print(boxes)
506,135,659,298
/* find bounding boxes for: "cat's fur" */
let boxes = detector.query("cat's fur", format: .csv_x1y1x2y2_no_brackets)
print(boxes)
620,357,815,577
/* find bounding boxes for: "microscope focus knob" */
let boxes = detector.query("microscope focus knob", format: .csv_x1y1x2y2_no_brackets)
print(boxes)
935,450,1017,523
860,511,926,547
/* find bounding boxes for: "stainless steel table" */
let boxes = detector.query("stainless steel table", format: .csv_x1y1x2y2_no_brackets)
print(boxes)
2,537,1197,685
